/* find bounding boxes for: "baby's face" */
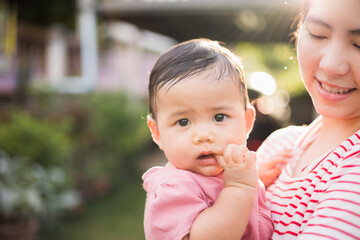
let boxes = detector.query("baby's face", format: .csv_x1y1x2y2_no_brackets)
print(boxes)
149,74,254,176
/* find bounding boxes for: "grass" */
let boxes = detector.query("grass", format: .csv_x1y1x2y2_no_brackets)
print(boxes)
39,180,146,240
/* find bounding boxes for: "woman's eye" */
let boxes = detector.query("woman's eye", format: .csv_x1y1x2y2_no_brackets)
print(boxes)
213,114,227,122
309,32,327,40
354,43,360,49
176,119,190,127
306,24,328,40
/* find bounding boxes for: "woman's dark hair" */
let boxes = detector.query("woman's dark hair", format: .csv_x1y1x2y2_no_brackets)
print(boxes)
148,38,249,119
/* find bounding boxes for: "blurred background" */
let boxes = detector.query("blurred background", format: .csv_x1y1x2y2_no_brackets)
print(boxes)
0,0,316,239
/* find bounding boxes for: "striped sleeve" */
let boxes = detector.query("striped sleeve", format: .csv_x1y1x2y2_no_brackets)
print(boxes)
298,148,360,240
257,126,303,165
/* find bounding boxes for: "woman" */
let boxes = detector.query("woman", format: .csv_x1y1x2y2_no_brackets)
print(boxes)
258,0,360,239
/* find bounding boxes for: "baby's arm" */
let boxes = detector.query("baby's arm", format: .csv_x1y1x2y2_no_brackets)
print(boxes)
186,144,258,240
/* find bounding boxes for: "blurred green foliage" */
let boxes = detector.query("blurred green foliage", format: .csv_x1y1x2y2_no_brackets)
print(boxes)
74,92,151,184
0,110,79,221
0,90,151,227
0,111,73,167
87,93,148,158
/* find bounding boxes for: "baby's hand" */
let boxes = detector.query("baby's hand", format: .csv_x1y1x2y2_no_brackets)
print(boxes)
258,150,291,187
216,143,258,190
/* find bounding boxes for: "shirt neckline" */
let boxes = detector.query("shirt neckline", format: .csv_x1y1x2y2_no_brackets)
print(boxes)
284,117,321,178
284,117,360,179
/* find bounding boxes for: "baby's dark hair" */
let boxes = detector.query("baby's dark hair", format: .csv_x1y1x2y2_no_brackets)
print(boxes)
148,38,250,119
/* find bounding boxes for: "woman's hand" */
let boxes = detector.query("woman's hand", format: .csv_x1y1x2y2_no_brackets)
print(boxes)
258,150,292,187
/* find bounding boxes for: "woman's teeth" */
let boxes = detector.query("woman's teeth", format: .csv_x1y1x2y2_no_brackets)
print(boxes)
320,82,354,94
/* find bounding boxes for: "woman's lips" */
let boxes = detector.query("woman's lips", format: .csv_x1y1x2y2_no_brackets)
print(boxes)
319,80,355,94
316,78,356,101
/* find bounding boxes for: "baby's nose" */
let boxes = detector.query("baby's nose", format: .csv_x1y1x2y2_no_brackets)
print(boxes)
193,130,215,144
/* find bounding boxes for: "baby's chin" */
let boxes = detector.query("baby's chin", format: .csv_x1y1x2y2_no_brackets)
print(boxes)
167,161,223,177
194,167,224,177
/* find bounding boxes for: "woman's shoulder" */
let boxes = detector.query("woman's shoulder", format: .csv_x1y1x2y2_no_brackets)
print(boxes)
331,130,360,164
340,131,360,162
257,125,306,156
266,125,306,141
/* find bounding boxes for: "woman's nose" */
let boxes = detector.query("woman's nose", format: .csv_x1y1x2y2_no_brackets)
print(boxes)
319,42,350,77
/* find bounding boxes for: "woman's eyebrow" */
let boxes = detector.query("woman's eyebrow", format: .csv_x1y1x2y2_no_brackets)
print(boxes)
305,16,332,30
350,29,360,36
306,16,360,36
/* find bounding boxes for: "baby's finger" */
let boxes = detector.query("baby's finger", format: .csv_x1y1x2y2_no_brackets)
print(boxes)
223,143,237,164
244,151,256,168
232,145,248,164
215,155,226,168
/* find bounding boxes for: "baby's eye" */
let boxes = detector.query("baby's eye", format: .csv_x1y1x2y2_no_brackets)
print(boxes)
176,118,190,127
213,114,227,122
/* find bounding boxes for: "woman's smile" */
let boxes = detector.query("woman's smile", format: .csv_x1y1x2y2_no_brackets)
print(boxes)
316,78,356,101
319,81,355,94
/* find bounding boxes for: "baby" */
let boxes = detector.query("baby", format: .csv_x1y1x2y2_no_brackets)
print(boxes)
143,39,273,240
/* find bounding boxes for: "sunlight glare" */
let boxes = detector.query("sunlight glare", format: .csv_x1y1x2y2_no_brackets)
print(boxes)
249,72,276,96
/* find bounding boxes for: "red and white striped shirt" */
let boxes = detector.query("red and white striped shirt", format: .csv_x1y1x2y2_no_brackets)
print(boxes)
257,117,360,240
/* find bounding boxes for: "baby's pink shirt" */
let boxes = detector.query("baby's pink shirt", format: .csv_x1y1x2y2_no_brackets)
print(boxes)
143,166,273,240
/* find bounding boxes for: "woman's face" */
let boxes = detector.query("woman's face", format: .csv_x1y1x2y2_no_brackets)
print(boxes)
297,0,360,121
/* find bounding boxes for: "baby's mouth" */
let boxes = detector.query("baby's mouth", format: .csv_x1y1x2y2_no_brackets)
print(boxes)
197,150,217,159
197,153,215,160
319,81,356,94
196,152,218,165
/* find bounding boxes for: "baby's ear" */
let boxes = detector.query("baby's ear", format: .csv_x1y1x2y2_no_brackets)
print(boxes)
147,115,163,150
245,106,255,137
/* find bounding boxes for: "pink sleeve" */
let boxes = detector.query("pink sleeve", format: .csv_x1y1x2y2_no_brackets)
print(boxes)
242,181,274,240
257,181,274,239
144,179,208,240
